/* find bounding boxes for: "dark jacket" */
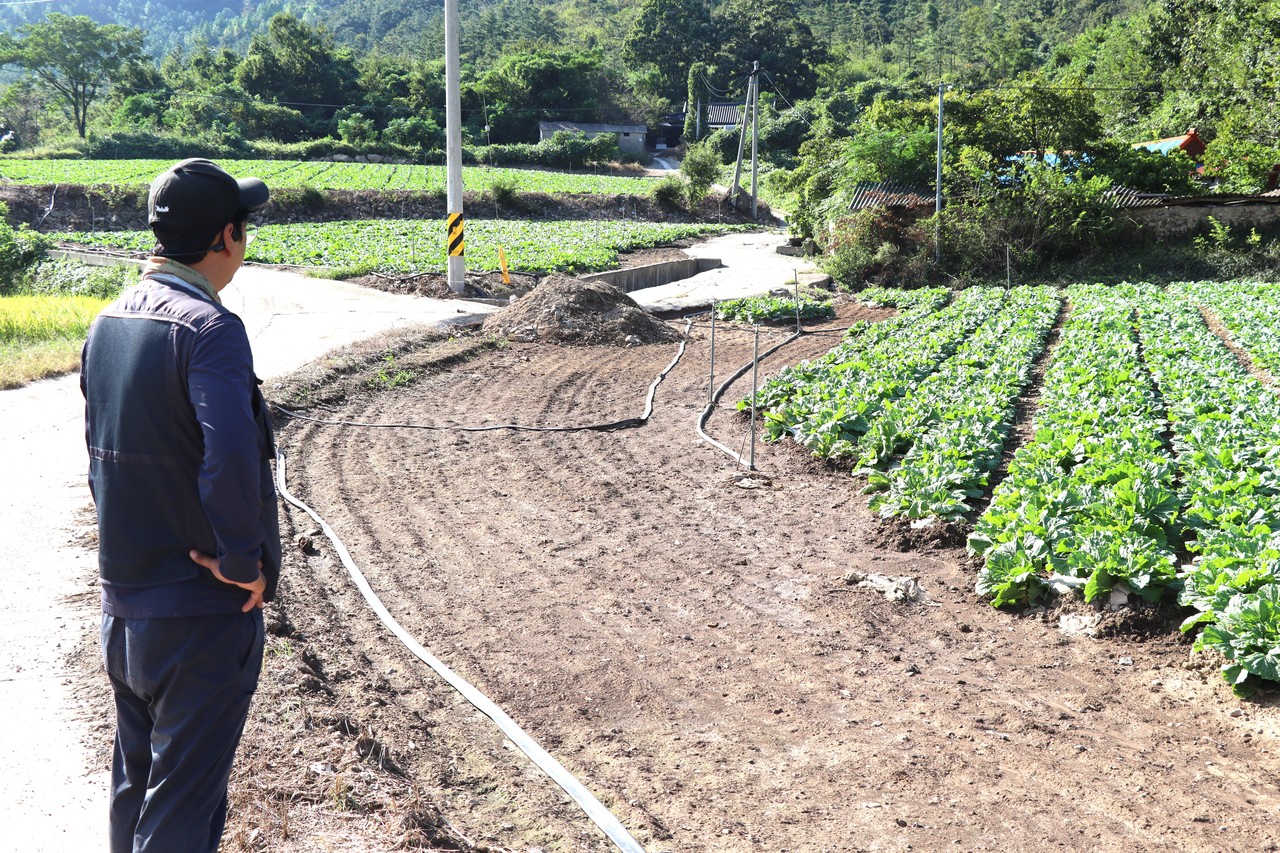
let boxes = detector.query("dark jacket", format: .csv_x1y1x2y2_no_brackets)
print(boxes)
82,266,281,618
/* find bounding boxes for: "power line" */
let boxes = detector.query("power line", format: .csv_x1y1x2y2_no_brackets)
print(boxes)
761,70,812,128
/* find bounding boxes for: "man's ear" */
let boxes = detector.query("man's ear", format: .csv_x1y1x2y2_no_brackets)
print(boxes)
213,222,236,254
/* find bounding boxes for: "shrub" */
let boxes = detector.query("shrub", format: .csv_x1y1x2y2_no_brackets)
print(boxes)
488,175,520,207
337,113,378,145
704,127,740,163
822,208,932,289
270,186,327,210
0,206,52,292
477,131,622,169
680,141,722,207
83,131,241,160
383,116,444,154
651,174,686,209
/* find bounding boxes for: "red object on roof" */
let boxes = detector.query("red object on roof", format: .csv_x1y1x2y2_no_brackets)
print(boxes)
1132,127,1207,160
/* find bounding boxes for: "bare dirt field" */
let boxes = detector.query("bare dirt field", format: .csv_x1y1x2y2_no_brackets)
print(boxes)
76,299,1280,853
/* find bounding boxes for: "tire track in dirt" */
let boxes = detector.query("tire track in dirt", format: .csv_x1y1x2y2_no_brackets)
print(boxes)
271,304,1280,853
283,404,608,844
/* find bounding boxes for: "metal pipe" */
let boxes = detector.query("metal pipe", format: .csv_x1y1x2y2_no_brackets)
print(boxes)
751,61,760,220
695,332,801,465
709,302,717,404
750,323,759,470
794,270,801,334
935,80,944,267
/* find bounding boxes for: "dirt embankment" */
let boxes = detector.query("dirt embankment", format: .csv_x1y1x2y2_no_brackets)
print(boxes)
0,183,755,234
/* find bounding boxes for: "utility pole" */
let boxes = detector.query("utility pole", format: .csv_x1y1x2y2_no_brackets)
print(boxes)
729,62,759,212
934,80,944,267
750,61,760,220
444,0,465,293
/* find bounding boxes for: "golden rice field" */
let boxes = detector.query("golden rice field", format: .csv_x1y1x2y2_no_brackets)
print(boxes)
0,294,108,388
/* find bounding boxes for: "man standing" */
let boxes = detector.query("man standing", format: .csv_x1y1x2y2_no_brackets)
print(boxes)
81,159,280,853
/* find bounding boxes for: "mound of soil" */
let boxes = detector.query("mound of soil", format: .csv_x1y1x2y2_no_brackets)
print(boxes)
481,276,683,345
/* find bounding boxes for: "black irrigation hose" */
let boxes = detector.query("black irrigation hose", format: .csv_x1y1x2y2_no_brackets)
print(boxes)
268,318,813,847
696,330,804,466
270,320,693,433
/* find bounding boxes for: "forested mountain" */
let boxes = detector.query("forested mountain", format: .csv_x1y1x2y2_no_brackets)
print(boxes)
3,0,1275,158
1,0,1136,79
1,0,1278,284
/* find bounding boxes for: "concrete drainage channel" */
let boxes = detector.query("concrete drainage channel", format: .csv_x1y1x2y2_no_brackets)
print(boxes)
582,257,723,292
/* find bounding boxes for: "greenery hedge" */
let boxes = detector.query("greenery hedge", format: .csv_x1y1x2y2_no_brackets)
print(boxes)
13,129,629,173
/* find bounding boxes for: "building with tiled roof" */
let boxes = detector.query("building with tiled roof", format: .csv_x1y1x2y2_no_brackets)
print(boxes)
1132,128,1207,160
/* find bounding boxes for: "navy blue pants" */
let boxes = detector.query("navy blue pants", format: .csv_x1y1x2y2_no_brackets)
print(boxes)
101,610,264,853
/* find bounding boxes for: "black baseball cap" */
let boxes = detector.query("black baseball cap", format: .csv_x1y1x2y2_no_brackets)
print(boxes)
148,158,270,256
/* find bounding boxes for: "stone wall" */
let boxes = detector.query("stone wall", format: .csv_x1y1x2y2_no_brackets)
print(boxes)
1119,202,1280,239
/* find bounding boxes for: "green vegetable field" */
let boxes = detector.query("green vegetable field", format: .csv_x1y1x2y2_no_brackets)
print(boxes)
55,219,748,275
0,158,657,196
750,280,1280,693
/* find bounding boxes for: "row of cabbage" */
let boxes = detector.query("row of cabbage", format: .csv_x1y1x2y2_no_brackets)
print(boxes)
0,158,656,196
55,219,747,275
748,286,1060,525
967,284,1181,607
864,286,1061,522
1177,279,1280,376
748,286,1004,458
967,282,1280,690
749,280,1280,689
1135,289,1280,689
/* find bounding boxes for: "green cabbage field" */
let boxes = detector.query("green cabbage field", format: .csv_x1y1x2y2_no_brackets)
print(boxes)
55,219,748,275
0,158,657,195
750,280,1280,693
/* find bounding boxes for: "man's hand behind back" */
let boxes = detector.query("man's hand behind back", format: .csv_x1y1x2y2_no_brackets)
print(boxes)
188,549,266,612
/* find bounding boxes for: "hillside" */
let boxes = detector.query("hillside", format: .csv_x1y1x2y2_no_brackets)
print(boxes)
0,0,1134,72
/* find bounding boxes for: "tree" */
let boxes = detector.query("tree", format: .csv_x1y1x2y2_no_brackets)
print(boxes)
476,49,606,144
0,13,145,138
680,140,722,206
683,62,709,142
160,41,241,94
236,14,358,127
622,0,713,102
712,0,828,104
0,80,50,150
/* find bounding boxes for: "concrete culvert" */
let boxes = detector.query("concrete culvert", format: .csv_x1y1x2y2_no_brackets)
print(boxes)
482,276,683,346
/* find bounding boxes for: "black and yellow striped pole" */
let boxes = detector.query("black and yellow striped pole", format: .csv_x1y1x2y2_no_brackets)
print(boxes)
447,212,464,258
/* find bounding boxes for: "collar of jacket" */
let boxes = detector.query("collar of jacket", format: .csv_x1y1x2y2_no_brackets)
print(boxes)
142,257,221,305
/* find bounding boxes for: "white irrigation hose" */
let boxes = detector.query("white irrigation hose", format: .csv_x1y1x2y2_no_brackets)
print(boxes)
274,451,646,853
696,331,801,466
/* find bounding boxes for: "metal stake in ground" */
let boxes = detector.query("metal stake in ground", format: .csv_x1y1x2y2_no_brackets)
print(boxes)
709,301,717,404
750,323,759,471
794,270,801,334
